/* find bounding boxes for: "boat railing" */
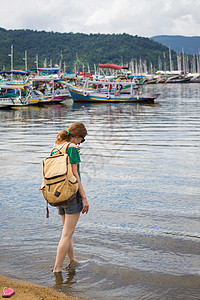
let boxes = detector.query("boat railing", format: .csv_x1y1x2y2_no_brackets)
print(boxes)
83,79,139,96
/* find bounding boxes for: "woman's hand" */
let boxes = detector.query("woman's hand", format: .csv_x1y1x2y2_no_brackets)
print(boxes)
82,197,89,214
76,144,81,153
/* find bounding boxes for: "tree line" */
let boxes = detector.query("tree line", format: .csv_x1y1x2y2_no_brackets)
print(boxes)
0,27,178,73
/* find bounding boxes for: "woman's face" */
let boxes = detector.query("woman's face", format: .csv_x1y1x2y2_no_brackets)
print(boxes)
72,135,85,145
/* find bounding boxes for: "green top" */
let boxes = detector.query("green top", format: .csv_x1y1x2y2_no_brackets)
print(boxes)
67,147,81,179
51,146,81,179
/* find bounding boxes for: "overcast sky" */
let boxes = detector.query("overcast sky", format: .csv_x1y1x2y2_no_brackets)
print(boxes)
1,0,199,37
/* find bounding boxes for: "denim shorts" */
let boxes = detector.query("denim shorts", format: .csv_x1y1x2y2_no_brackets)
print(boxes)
57,194,83,215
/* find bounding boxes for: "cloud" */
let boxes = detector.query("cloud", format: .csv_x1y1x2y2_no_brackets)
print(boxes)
0,0,199,36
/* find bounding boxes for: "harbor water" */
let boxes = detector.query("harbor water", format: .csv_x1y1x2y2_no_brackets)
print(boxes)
0,83,200,300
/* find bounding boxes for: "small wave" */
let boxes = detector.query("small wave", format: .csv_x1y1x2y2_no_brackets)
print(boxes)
163,231,200,239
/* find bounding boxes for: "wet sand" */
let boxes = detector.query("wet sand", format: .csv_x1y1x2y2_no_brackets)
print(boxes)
0,274,81,300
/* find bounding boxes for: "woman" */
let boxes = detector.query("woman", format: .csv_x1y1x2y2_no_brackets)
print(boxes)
52,122,89,273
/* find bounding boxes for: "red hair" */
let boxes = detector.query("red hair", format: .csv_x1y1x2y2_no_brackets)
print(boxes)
55,122,87,144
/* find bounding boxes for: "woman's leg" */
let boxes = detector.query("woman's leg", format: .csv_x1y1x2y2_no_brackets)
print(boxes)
59,215,76,261
53,212,80,273
60,214,65,225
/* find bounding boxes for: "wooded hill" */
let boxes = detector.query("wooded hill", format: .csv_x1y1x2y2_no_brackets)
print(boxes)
151,35,200,55
0,27,178,72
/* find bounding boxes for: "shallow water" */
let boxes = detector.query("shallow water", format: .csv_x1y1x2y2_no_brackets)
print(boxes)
0,84,200,300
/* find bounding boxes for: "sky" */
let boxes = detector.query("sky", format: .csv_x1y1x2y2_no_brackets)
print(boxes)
1,0,199,37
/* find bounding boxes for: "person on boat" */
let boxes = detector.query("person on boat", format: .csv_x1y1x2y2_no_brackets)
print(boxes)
22,87,28,97
115,82,122,95
133,85,139,95
52,122,89,273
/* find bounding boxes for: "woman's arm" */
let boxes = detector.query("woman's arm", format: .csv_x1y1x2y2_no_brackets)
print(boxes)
71,163,89,214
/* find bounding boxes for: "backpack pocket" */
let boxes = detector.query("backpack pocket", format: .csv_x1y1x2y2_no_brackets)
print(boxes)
42,176,78,205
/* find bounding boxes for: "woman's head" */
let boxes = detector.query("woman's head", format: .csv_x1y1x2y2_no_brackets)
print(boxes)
55,122,87,144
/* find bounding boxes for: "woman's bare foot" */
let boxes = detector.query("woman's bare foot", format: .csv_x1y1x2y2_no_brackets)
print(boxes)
53,269,62,273
66,259,89,270
66,260,80,269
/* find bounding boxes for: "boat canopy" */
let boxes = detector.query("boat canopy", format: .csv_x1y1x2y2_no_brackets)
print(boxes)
0,70,29,75
38,68,60,74
99,64,129,70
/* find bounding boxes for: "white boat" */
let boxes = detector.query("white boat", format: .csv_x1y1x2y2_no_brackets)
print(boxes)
0,83,51,108
189,74,200,83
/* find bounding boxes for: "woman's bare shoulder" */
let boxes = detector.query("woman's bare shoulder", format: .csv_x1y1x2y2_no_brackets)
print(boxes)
69,143,77,148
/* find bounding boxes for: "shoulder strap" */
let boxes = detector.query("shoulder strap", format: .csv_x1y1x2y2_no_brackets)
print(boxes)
60,142,71,154
51,142,70,156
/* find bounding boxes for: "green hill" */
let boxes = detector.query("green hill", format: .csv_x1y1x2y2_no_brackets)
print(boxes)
151,35,200,55
0,28,178,72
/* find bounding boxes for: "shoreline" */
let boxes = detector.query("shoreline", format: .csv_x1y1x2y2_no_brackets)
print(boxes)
0,274,81,300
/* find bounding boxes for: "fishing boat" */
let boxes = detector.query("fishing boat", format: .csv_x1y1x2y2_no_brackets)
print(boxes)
52,84,71,102
0,83,52,108
29,77,70,103
68,80,160,103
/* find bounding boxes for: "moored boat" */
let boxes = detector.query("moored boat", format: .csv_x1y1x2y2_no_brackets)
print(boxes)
68,80,160,103
52,87,71,102
29,77,70,103
189,74,200,83
0,83,51,108
166,75,191,83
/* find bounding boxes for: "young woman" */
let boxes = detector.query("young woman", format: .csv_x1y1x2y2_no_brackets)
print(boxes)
52,122,89,273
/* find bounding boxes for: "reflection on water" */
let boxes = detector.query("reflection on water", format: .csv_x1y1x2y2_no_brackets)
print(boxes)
54,269,77,291
0,84,200,300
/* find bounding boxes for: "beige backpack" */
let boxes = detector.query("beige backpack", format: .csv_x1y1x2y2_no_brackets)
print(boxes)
40,143,78,217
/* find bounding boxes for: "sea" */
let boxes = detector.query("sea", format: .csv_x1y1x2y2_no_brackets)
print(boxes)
0,83,200,300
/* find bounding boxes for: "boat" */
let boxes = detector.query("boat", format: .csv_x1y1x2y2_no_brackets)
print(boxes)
53,91,71,102
189,74,200,83
0,83,52,108
68,80,160,103
53,82,72,101
157,77,168,84
29,77,70,103
166,75,191,83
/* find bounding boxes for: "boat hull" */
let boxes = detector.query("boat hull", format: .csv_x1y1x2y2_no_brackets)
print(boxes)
52,94,70,102
68,87,159,103
166,77,191,83
0,97,29,108
190,77,200,83
0,96,42,108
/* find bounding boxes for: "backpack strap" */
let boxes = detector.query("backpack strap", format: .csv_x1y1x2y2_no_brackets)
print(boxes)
60,142,72,154
51,142,71,156
46,203,49,218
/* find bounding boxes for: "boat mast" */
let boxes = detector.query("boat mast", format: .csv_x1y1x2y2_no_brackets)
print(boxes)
169,46,172,72
8,45,14,79
35,54,39,75
23,50,28,71
182,48,185,74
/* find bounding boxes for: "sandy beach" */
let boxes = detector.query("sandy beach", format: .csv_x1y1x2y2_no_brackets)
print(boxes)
0,274,81,300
